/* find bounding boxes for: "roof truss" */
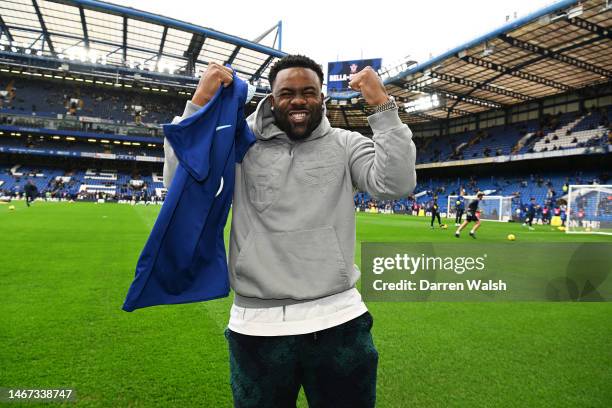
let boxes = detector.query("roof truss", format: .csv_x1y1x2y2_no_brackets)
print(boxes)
251,55,274,82
78,5,88,47
567,17,612,40
459,55,572,91
0,15,14,43
430,71,532,101
184,33,206,75
32,0,55,55
498,33,612,78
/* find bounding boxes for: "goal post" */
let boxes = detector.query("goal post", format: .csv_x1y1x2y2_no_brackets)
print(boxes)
566,185,612,235
447,195,513,222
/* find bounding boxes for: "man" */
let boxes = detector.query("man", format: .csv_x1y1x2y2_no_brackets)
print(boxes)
349,62,359,82
522,197,537,231
560,204,567,227
142,184,149,206
24,180,38,207
455,192,484,239
542,205,550,225
429,196,444,229
163,55,416,407
454,194,465,226
545,187,555,207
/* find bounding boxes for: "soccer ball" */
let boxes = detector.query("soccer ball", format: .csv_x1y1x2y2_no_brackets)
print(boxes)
507,234,516,241
557,226,566,231
441,224,448,229
585,227,592,232
8,205,15,210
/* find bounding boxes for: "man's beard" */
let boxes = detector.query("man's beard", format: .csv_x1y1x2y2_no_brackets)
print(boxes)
272,105,323,141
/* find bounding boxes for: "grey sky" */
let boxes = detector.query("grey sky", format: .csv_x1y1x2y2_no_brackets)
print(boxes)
121,0,557,72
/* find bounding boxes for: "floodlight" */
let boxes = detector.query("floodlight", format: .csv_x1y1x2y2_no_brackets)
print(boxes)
567,4,583,18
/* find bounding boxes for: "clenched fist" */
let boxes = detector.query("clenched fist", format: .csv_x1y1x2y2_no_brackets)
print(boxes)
192,62,234,106
348,66,390,106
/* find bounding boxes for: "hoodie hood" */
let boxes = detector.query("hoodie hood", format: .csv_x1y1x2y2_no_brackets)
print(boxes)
246,94,331,142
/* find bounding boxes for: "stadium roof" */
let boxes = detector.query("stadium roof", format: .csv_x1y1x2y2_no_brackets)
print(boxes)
327,0,612,129
0,0,286,88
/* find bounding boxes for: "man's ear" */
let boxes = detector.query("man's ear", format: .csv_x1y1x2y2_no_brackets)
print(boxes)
268,94,275,109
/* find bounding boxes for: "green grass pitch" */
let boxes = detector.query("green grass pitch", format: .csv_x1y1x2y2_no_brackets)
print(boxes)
1,201,611,407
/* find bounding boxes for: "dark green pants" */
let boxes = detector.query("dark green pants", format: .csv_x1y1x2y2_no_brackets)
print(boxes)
225,312,378,408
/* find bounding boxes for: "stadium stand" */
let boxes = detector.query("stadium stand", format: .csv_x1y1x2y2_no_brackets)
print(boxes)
0,77,183,124
1,164,165,201
412,108,610,164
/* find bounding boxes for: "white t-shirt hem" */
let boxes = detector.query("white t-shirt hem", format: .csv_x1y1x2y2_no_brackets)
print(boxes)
228,302,368,336
227,288,368,336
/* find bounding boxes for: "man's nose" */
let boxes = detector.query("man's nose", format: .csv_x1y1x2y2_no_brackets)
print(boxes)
290,93,307,106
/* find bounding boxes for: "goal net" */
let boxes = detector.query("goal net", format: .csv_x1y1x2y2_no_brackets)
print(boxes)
447,195,513,222
566,185,612,235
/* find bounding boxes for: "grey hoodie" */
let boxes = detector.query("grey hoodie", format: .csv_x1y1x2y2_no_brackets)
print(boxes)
164,96,416,308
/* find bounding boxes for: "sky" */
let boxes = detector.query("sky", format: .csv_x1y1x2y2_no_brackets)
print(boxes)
120,0,559,73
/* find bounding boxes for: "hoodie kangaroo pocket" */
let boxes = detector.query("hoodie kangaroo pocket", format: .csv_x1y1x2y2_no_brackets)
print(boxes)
234,226,348,300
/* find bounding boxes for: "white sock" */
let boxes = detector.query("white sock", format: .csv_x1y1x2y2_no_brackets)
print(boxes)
470,229,475,234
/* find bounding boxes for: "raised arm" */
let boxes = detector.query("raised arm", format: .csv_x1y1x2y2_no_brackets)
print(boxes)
346,67,417,199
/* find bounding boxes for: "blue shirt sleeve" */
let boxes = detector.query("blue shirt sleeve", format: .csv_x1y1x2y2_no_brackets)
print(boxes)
162,87,224,182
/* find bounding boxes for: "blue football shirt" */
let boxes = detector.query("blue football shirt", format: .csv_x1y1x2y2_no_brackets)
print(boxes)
122,72,255,312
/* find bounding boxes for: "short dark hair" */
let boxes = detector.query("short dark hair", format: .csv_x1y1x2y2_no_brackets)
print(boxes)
269,54,324,89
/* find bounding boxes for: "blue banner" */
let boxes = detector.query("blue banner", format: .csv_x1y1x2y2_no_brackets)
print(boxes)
0,125,163,144
0,146,162,162
327,58,382,92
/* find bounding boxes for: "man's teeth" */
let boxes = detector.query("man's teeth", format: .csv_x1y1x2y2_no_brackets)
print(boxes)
290,112,306,120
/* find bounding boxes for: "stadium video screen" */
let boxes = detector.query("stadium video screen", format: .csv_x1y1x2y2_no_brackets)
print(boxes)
327,58,382,92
